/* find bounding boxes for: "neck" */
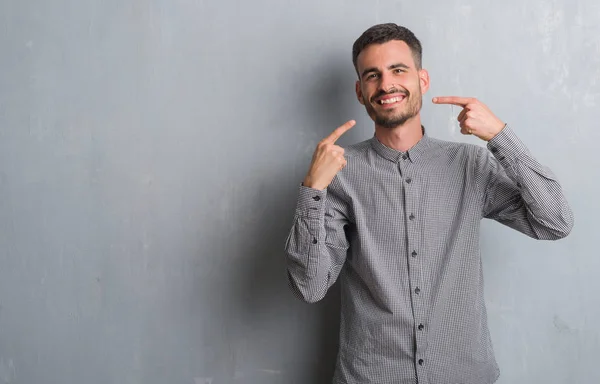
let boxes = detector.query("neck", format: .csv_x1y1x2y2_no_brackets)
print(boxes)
374,115,424,152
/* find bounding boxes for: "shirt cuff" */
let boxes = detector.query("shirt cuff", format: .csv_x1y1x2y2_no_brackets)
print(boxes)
295,185,327,219
486,124,528,168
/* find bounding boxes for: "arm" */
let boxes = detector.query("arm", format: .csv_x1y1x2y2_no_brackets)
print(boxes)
284,120,355,303
432,96,574,239
284,185,350,303
479,126,574,239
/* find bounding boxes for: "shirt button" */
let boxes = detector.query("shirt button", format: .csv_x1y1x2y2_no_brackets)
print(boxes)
418,359,424,365
414,287,420,294
409,214,415,221
312,237,318,244
406,177,412,184
412,251,417,257
312,196,321,201
418,324,424,330
402,154,408,160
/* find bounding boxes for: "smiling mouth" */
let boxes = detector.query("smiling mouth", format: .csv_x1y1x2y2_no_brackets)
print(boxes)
376,95,406,106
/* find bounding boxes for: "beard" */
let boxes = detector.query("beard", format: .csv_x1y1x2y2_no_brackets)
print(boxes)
363,86,422,129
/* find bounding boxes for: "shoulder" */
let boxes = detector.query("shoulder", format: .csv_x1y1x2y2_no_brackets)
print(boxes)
426,136,484,160
343,138,373,159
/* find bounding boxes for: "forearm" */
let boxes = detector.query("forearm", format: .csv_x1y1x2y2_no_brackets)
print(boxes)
484,126,574,239
284,186,348,302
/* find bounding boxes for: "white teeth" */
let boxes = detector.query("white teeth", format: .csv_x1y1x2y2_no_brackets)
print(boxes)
380,96,404,104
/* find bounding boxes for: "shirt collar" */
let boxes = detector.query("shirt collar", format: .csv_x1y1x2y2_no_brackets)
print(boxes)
369,126,433,163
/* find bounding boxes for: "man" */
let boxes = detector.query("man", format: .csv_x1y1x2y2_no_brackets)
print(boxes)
284,23,573,384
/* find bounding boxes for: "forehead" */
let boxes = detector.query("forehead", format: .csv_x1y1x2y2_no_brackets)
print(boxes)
356,40,415,72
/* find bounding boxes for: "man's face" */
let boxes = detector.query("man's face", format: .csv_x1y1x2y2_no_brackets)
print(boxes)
355,40,429,129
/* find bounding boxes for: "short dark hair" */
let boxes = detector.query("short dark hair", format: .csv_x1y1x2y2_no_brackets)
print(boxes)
352,23,423,74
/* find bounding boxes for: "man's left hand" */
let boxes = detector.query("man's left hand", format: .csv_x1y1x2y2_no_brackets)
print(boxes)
432,96,505,141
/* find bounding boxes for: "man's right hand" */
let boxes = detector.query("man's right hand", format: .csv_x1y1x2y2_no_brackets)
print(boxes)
302,120,356,190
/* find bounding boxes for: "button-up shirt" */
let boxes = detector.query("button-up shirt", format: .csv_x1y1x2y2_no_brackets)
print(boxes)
284,126,573,384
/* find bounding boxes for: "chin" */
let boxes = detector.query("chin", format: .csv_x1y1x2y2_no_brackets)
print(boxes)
375,113,411,128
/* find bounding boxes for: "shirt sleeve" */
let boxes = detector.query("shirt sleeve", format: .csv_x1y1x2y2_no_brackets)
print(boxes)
284,184,351,303
478,125,574,240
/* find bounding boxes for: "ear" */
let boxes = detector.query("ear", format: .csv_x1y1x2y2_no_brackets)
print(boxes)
419,69,430,94
355,80,365,105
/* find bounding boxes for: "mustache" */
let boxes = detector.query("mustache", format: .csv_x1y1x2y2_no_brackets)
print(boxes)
371,88,409,102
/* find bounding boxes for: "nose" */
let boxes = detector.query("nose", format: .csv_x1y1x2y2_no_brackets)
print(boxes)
378,72,396,93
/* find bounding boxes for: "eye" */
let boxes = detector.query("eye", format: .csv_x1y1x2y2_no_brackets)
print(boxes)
366,73,379,80
394,68,406,74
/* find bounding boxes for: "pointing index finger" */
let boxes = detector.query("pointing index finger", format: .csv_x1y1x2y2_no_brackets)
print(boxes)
323,120,356,143
432,96,475,107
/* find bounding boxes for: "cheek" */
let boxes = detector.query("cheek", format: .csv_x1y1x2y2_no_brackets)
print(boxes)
409,80,422,95
362,85,376,102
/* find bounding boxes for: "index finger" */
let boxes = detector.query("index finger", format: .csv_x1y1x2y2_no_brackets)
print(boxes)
323,120,356,143
432,96,475,107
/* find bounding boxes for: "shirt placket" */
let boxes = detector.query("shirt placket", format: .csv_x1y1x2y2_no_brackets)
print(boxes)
399,154,429,384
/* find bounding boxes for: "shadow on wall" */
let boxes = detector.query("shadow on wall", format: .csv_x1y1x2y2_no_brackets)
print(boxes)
235,195,343,384
290,53,359,383
194,175,342,384
193,55,357,384
306,53,365,145
228,54,356,383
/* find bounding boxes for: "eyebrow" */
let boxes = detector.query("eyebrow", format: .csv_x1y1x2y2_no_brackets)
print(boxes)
361,63,410,79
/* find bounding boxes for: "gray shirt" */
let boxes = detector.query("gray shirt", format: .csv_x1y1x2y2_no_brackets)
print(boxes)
284,126,574,384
